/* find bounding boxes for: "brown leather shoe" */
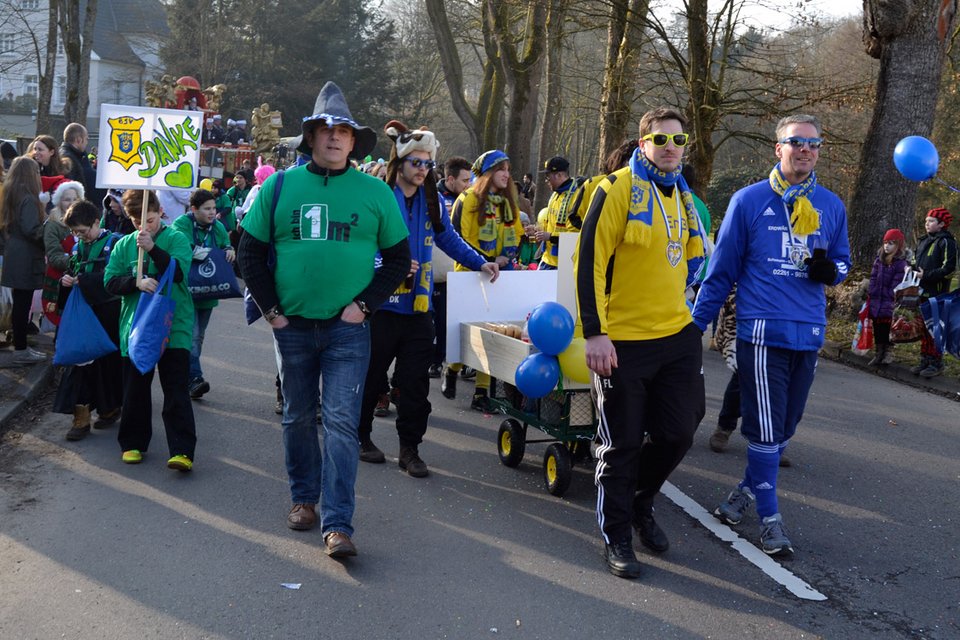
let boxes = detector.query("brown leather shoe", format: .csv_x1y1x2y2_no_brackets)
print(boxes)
324,531,357,557
287,503,317,531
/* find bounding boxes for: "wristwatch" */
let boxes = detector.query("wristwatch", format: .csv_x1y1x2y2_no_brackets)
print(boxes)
354,299,371,317
263,305,283,322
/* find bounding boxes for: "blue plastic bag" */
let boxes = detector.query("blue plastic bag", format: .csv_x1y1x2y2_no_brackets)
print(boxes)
53,286,117,366
128,259,177,375
922,291,960,358
188,246,242,301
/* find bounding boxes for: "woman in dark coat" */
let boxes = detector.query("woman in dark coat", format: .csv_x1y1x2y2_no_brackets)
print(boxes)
0,156,48,364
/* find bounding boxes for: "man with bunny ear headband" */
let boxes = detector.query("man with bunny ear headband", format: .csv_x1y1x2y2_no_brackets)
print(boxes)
356,120,499,478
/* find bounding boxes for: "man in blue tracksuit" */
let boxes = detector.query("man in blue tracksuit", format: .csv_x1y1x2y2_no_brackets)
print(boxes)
357,122,499,477
692,114,851,556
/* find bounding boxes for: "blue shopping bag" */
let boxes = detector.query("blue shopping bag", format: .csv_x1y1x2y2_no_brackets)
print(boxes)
128,259,177,375
188,246,242,301
53,285,117,366
922,291,960,358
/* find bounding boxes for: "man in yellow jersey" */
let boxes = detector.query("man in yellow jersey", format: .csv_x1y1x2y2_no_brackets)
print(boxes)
575,107,706,579
531,156,585,270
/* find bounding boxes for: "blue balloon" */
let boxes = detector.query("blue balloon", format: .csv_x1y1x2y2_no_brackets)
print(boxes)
527,302,575,356
515,353,561,398
894,136,939,182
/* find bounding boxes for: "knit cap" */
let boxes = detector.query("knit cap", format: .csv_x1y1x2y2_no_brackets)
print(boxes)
927,207,952,228
883,228,904,243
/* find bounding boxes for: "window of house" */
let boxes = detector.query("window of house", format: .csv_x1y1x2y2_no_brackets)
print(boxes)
55,75,66,104
20,0,41,10
24,74,38,98
0,34,16,54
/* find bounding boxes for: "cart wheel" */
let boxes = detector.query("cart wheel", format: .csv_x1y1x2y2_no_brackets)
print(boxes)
497,418,526,467
543,443,572,496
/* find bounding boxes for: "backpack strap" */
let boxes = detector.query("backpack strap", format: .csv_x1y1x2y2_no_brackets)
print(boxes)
266,171,284,271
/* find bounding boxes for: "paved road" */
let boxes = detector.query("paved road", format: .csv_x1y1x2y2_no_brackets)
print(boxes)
1,299,957,639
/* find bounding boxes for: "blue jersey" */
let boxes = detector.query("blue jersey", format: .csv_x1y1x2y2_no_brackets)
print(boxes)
692,180,850,351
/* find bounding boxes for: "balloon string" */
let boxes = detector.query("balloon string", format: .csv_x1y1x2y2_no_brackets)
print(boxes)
934,177,960,193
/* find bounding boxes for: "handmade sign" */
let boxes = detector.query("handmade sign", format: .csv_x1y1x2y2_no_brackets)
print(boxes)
96,104,202,190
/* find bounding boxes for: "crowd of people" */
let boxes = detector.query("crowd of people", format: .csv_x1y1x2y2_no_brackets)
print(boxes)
1,84,957,576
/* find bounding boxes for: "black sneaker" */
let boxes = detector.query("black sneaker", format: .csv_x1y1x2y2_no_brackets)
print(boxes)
189,378,211,399
471,389,492,413
428,364,443,379
708,427,732,452
461,366,477,379
398,446,429,478
633,510,669,553
604,539,642,579
359,440,386,464
441,367,457,399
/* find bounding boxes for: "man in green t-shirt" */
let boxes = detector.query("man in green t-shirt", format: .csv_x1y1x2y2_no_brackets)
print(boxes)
238,81,410,560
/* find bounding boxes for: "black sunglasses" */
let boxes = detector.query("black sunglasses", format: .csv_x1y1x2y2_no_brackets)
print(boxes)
405,157,436,170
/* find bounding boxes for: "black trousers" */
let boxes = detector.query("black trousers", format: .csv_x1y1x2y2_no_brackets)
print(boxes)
717,371,740,432
593,323,705,543
359,311,434,448
431,282,447,367
11,288,35,350
118,349,197,459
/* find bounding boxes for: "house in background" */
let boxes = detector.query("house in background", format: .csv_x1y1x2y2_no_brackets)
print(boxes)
0,0,169,143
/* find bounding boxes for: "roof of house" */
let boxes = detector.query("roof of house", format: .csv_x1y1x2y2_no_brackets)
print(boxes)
88,0,170,66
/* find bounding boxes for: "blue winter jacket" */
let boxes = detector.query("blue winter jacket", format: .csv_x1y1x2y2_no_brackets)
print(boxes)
692,180,851,351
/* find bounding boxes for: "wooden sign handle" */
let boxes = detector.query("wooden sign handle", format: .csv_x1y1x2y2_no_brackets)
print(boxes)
135,189,149,285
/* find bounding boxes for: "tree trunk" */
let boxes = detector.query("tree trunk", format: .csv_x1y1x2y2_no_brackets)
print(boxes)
424,0,483,154
60,0,97,125
597,0,648,173
684,0,723,195
535,0,568,213
35,0,59,136
486,0,547,176
848,0,955,265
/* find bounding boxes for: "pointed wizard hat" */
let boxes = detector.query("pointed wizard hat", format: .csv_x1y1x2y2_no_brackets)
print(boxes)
298,81,378,159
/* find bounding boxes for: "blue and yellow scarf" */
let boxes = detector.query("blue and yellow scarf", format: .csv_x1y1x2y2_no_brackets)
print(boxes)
393,186,433,312
627,149,705,284
477,193,519,259
769,164,819,236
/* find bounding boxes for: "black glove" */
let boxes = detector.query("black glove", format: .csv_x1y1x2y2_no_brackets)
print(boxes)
803,248,837,285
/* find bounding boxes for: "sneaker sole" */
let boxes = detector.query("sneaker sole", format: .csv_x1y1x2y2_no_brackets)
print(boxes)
762,544,794,557
713,508,744,526
167,461,192,472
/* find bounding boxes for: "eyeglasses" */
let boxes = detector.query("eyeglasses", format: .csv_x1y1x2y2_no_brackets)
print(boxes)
779,137,823,150
642,133,689,147
405,157,436,170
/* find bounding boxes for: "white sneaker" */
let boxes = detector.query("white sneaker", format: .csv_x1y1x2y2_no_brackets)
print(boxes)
13,348,46,365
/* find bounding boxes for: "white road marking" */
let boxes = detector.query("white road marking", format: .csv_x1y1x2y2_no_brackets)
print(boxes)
661,481,828,601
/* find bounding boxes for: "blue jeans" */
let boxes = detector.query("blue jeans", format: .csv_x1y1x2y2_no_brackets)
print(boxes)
189,307,214,381
273,318,370,537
